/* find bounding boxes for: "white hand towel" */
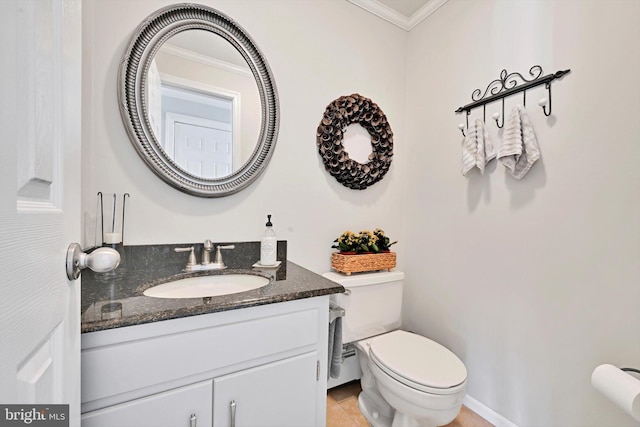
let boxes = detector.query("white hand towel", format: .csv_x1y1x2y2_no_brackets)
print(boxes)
461,125,478,176
462,119,496,176
498,105,540,179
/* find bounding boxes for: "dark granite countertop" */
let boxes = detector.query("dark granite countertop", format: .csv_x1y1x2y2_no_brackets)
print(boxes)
81,242,344,333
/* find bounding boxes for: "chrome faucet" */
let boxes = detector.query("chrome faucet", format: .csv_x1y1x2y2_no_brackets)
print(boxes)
202,239,213,264
174,242,235,272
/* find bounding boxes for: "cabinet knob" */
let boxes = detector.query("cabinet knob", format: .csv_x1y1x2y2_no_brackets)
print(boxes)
190,413,197,427
230,400,236,427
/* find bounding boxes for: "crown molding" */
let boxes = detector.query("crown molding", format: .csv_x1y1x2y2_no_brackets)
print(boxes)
347,0,449,31
160,44,252,77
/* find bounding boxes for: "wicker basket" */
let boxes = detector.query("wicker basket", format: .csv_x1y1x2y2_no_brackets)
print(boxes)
331,251,396,276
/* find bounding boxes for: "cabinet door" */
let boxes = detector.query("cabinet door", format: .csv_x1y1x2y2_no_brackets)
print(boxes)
82,380,212,427
213,352,318,427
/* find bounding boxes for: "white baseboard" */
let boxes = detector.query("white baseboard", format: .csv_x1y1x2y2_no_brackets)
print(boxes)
463,395,519,427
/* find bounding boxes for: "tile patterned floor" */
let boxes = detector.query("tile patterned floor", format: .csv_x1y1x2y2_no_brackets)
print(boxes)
327,381,369,427
327,381,494,427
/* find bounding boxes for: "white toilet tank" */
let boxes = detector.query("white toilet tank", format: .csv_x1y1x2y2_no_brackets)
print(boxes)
323,271,404,344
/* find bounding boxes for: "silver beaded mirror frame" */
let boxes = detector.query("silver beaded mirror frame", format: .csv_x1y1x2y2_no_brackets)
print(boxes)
119,3,279,197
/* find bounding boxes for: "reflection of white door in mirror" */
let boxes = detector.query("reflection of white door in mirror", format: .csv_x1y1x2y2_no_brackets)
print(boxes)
157,79,240,175
150,30,262,177
169,115,233,178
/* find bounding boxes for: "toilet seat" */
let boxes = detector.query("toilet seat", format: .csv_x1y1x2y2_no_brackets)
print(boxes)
369,330,467,395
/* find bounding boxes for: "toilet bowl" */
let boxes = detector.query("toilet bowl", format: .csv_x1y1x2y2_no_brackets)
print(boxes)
357,330,467,427
323,271,468,427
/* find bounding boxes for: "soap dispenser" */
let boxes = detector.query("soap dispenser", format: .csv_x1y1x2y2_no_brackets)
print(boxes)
260,214,277,266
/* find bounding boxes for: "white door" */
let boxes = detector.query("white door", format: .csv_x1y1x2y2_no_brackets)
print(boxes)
169,115,233,178
0,1,82,426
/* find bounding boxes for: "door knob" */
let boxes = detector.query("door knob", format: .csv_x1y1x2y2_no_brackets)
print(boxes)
66,243,120,280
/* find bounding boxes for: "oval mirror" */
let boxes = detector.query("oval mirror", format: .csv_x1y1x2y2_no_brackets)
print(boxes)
119,4,279,197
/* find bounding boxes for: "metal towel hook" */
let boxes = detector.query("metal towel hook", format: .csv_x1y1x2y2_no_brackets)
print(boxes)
539,82,552,116
457,110,471,137
493,98,505,129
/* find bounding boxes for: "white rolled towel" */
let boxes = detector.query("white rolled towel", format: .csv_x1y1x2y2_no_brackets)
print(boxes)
498,105,540,179
461,119,496,176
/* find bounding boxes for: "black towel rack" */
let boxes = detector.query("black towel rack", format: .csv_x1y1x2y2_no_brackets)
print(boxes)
455,65,571,136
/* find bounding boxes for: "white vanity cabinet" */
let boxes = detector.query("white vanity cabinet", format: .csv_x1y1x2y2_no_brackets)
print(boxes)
213,352,318,426
82,380,212,427
81,296,330,427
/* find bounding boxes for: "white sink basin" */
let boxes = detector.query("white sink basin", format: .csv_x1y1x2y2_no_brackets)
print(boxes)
143,274,271,299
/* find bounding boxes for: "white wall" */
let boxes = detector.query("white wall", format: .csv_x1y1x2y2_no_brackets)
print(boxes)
403,1,640,426
82,0,408,272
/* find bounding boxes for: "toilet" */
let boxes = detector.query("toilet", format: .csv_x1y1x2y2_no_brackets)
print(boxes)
323,271,467,427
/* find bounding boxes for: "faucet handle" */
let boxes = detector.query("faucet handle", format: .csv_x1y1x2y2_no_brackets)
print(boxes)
214,244,235,267
174,246,196,267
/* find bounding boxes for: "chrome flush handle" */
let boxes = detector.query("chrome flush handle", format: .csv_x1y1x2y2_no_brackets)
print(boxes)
190,413,197,427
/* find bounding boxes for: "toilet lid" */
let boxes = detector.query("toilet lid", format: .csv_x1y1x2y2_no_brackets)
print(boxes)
369,331,467,392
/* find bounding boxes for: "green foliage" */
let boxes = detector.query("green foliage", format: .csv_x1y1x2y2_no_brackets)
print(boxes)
331,228,397,253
